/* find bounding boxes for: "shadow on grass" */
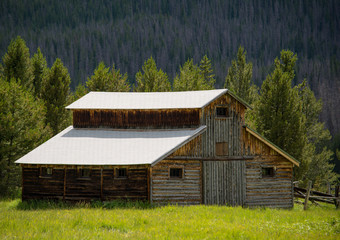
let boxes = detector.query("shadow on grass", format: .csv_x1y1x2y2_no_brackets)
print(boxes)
16,199,153,210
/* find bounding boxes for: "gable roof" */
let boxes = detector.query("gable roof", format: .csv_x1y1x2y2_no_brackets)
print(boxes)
244,126,300,166
66,89,229,110
15,126,206,166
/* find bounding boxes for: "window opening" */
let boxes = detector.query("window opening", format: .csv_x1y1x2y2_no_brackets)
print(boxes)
79,168,91,178
216,142,228,156
41,167,53,177
170,168,183,179
262,167,275,178
116,168,127,178
216,107,228,117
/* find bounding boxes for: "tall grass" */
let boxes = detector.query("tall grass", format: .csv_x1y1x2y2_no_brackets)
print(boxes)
0,199,339,239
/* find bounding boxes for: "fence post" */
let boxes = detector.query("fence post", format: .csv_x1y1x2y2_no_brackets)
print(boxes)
335,185,339,209
327,182,331,195
304,181,312,210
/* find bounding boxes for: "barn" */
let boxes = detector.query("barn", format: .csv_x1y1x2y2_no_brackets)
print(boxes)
16,89,299,208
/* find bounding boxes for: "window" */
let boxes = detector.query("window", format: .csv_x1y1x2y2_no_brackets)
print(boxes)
116,168,127,178
79,168,91,178
216,142,228,156
216,107,228,117
40,167,53,177
262,167,275,178
169,168,183,179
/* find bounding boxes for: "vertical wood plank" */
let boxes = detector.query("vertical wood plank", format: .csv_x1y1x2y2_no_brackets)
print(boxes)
304,181,312,210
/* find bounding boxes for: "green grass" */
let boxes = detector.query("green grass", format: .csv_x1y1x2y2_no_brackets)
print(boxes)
0,200,339,239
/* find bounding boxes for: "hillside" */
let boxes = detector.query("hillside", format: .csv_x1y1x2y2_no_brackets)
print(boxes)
0,0,339,134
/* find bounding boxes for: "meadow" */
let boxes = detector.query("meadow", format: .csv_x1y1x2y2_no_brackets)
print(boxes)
0,199,339,239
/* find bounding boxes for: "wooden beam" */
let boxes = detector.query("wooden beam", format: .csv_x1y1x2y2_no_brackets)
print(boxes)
100,168,103,201
335,185,339,209
167,156,254,161
63,167,66,201
304,181,312,210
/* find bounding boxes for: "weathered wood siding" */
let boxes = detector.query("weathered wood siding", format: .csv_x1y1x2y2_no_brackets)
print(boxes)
21,165,148,201
245,156,293,208
73,109,200,129
201,93,246,157
22,167,64,200
203,161,246,206
102,167,148,201
151,159,202,205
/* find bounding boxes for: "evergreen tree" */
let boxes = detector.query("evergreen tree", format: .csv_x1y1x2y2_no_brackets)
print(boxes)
41,58,71,135
255,50,306,162
2,36,33,89
87,62,130,92
224,46,254,103
173,59,212,91
31,48,48,98
0,77,51,196
86,62,110,91
296,81,338,188
135,57,171,92
199,55,215,89
73,83,88,100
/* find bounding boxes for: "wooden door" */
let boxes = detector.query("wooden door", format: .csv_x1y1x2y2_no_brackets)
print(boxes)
203,160,246,206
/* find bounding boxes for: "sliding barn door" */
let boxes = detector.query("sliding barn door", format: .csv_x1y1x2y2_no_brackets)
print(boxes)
203,161,246,206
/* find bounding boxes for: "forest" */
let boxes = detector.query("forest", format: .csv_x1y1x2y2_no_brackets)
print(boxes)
0,0,339,135
0,0,339,197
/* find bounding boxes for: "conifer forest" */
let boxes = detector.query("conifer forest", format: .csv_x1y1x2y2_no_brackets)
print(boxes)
0,0,339,196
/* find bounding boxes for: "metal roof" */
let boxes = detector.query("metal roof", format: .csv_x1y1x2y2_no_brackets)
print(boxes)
66,89,228,110
15,126,206,166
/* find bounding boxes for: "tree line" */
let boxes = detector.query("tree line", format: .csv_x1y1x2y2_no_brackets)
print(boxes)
0,36,338,197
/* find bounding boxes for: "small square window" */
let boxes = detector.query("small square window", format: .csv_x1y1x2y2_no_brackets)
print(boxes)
116,168,127,178
170,168,183,179
40,167,53,177
216,142,228,156
216,107,228,117
262,167,275,178
79,168,91,178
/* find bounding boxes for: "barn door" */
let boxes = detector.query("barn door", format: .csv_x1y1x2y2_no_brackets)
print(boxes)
203,161,246,206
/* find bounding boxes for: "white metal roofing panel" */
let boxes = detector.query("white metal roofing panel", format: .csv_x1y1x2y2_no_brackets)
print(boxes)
15,126,206,166
66,89,227,110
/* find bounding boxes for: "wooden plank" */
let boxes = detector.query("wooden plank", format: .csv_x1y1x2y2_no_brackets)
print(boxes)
304,181,312,210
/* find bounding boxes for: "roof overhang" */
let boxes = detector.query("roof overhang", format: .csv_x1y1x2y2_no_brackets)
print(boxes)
15,126,207,166
244,126,300,167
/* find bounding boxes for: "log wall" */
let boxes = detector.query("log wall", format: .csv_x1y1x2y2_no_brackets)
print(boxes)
73,109,200,129
201,94,246,157
21,165,148,201
245,156,293,208
151,159,202,205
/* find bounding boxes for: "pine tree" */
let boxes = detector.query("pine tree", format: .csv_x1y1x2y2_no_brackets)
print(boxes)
41,58,71,135
135,57,171,92
87,62,130,92
173,59,212,91
255,50,306,162
31,48,48,98
224,46,254,103
199,55,215,89
0,77,51,196
2,36,33,89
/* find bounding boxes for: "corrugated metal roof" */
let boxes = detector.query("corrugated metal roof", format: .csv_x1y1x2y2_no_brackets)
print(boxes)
66,89,228,110
15,126,206,166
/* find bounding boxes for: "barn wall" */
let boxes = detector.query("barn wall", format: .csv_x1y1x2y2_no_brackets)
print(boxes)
21,165,148,201
245,155,294,208
73,109,200,129
201,93,246,158
151,159,202,205
22,167,64,200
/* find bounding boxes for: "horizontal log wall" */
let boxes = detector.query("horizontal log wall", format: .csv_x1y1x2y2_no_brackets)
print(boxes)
151,159,202,205
73,109,200,129
245,155,294,208
22,167,64,200
202,93,246,158
21,165,148,201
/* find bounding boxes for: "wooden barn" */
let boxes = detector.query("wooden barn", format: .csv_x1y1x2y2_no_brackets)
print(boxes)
16,89,299,208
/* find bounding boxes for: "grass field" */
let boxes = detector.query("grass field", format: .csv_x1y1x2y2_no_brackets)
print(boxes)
0,199,339,239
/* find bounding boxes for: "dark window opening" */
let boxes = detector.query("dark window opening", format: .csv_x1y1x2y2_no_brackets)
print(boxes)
79,168,91,178
216,107,228,117
262,167,275,178
116,168,127,178
170,168,183,179
40,167,53,177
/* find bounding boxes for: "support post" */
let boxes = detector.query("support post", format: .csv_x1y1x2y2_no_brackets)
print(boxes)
304,181,312,210
100,168,103,201
335,185,339,209
327,182,331,195
63,167,66,201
